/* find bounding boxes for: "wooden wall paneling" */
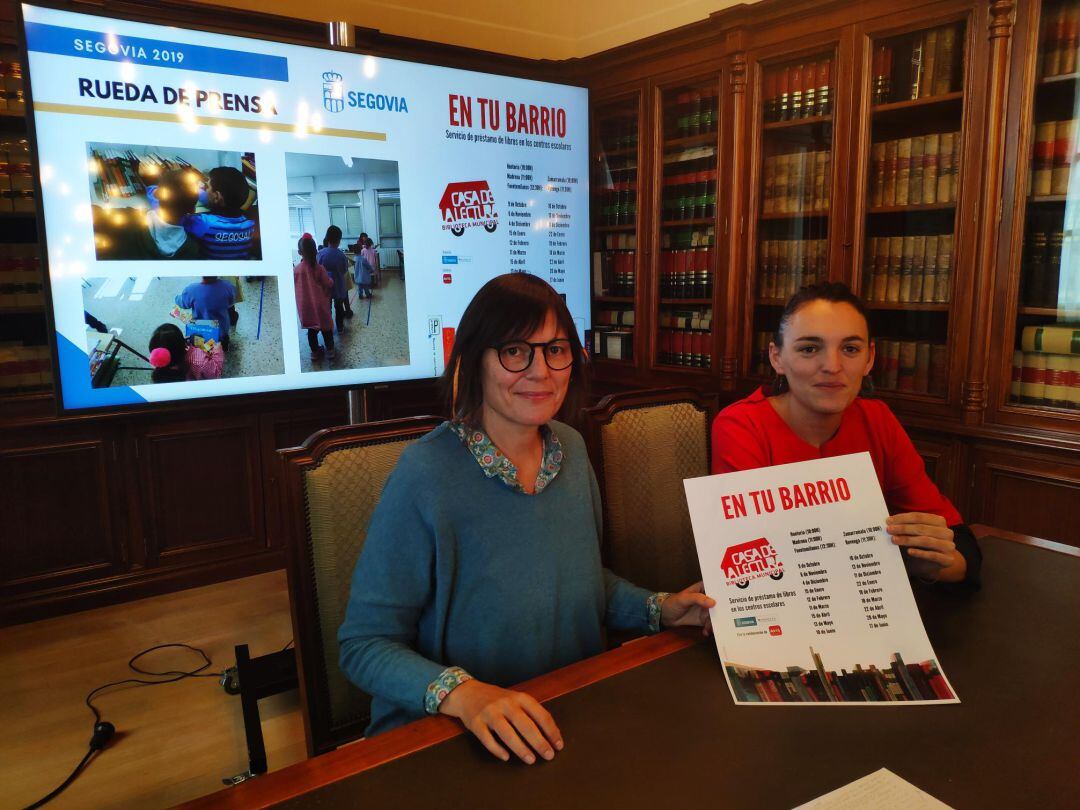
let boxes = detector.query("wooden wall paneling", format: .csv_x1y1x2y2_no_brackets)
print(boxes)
723,33,750,387
968,443,1080,546
0,427,127,598
908,429,966,506
134,414,266,568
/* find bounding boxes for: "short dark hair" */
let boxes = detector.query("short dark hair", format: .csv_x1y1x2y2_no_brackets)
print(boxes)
774,281,870,347
208,166,250,211
149,323,187,383
324,225,342,246
441,274,587,426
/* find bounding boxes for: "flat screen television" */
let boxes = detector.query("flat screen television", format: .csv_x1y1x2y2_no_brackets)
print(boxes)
17,2,590,412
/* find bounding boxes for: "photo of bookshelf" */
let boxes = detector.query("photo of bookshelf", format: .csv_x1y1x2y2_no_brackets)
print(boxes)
750,49,836,379
725,649,955,703
591,95,640,364
860,21,968,399
1008,0,1079,414
655,78,719,372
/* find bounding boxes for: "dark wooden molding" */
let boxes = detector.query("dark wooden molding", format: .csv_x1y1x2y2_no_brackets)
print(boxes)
971,524,1080,557
176,628,702,810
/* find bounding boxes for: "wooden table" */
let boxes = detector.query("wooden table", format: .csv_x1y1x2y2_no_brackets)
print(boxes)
180,528,1079,809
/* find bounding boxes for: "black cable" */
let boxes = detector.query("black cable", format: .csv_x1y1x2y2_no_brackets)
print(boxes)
23,748,97,810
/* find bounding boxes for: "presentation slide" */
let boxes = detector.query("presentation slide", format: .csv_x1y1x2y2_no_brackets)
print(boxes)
20,3,590,411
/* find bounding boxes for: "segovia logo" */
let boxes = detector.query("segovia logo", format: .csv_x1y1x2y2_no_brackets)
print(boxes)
322,71,344,113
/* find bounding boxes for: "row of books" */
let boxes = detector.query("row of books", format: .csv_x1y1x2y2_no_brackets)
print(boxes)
872,25,960,105
0,244,42,308
591,250,636,297
666,88,719,138
1011,349,1080,409
761,150,831,214
591,328,633,361
594,307,635,327
599,113,638,152
0,139,35,213
595,182,638,226
750,331,774,376
0,343,52,394
0,60,26,114
1020,323,1080,355
657,328,712,368
1021,229,1068,308
660,247,713,299
757,238,827,301
725,653,953,702
864,233,954,304
1031,119,1076,198
762,58,833,122
88,148,200,203
869,132,961,208
660,170,717,222
1039,4,1080,78
597,231,636,251
872,340,948,395
660,225,715,251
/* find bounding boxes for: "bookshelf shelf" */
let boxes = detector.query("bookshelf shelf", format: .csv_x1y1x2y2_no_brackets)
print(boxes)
1037,72,1079,86
659,298,712,305
1028,195,1068,204
660,217,715,227
866,301,950,312
594,295,635,304
0,306,45,315
867,202,955,214
663,132,717,148
755,298,787,307
759,210,829,220
599,146,637,158
592,223,637,232
592,356,635,367
872,91,963,116
1019,306,1080,319
652,362,713,373
762,114,833,131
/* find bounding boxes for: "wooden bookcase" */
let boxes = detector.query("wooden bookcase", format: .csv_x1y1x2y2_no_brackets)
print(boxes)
582,0,1080,546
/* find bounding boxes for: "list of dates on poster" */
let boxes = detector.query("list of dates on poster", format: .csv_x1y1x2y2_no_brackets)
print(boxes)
791,524,893,634
505,161,577,284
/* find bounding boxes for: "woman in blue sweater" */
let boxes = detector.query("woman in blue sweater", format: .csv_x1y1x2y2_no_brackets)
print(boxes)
338,273,713,764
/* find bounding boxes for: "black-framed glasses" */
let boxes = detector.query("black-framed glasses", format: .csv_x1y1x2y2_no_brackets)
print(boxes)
493,339,574,372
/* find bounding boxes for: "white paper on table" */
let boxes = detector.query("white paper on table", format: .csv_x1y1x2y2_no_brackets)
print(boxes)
684,452,959,705
793,768,954,809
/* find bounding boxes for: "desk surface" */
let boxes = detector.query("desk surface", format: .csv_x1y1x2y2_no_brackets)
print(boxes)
183,534,1079,810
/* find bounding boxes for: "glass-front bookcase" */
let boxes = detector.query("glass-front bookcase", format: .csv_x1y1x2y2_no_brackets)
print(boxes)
590,95,641,365
1009,0,1079,413
654,78,719,371
750,49,837,378
858,20,968,399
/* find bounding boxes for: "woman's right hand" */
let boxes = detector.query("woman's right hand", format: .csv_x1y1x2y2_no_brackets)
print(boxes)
437,679,563,764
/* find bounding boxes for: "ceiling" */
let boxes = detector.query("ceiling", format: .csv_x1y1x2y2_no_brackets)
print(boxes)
192,0,753,60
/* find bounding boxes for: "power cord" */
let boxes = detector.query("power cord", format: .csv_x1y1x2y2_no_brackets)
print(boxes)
23,643,224,810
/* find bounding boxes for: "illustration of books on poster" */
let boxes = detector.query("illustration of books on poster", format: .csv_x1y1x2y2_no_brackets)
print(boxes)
684,452,959,705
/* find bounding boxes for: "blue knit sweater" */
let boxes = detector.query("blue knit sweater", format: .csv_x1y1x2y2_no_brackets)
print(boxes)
338,420,654,736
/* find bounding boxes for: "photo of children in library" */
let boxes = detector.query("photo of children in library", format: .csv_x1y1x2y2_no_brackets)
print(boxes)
80,276,284,388
85,143,261,261
284,152,409,373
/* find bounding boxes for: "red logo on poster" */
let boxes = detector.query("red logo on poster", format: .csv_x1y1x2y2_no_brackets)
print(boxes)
439,181,498,236
443,273,452,284
768,625,782,636
720,537,785,589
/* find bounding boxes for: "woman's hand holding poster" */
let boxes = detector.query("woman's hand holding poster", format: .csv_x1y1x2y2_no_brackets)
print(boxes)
684,452,959,705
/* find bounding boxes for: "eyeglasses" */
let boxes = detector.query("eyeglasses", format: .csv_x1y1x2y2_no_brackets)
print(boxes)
493,339,574,372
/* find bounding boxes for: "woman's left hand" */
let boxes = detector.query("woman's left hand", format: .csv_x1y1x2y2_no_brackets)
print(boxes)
886,512,966,583
660,581,716,635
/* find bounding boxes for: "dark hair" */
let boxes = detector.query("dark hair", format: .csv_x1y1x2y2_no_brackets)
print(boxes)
207,166,250,211
324,225,342,246
298,234,318,268
770,282,874,397
440,274,587,425
149,323,187,383
154,168,200,223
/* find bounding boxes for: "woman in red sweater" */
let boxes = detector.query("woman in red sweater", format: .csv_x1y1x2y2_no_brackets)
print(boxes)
712,283,980,586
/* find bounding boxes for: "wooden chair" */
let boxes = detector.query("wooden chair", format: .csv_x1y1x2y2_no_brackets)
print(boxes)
582,387,720,594
278,415,443,756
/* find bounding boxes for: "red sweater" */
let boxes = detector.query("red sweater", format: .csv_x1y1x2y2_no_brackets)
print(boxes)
711,387,962,525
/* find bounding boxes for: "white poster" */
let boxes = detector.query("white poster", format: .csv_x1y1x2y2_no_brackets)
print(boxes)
684,452,958,705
